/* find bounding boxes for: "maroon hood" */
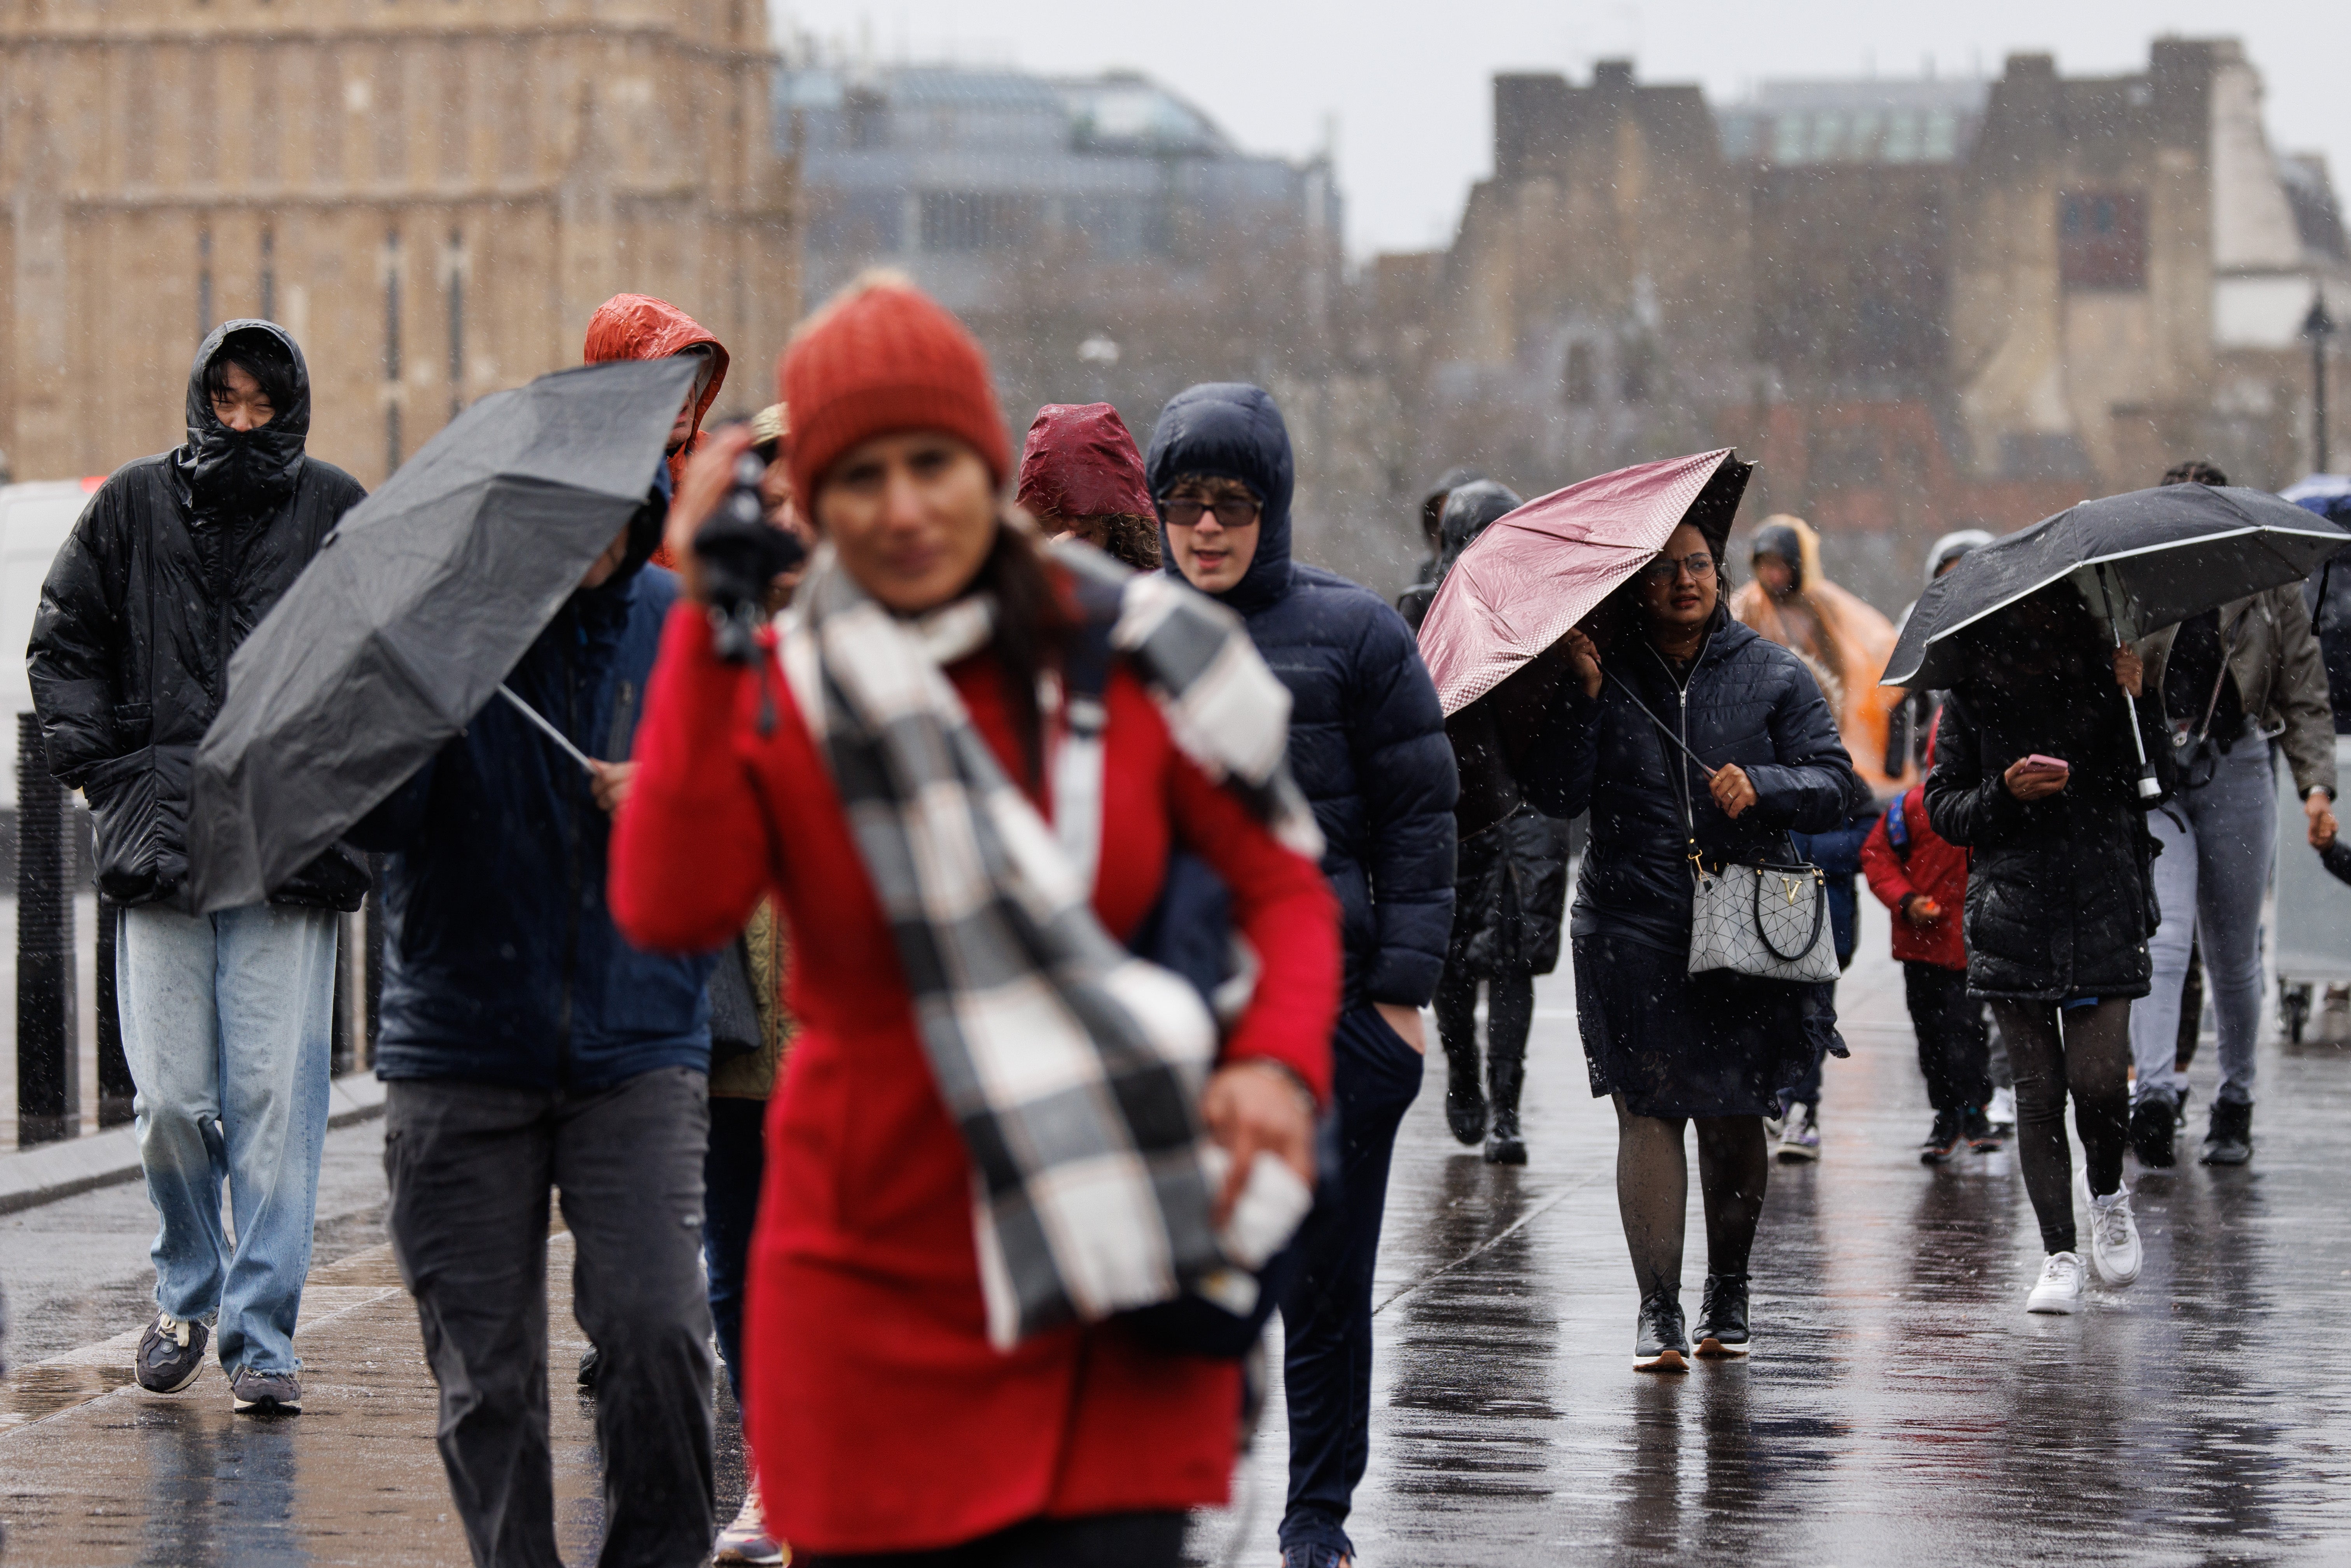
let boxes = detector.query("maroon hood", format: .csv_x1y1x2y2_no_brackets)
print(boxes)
1015,403,1154,520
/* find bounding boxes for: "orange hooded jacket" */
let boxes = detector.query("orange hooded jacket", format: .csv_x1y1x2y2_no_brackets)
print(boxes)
1728,514,1907,794
582,294,731,494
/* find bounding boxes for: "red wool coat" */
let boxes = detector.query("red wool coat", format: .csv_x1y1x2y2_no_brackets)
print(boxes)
1859,783,1970,971
609,606,1340,1555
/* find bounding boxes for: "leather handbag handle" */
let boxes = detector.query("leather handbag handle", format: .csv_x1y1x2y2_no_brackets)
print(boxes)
1752,866,1827,963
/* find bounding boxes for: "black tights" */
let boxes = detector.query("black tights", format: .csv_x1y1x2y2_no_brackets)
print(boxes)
1989,999,2131,1255
1611,1098,1768,1300
1434,970,1533,1066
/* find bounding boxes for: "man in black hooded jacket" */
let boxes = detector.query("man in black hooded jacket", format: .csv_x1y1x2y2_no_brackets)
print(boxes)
29,322,368,1414
1149,383,1456,1568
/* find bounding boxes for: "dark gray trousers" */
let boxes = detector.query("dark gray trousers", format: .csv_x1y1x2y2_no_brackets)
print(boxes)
385,1067,715,1568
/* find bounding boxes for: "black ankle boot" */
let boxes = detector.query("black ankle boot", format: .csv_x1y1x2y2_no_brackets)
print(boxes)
1443,1040,1487,1146
1483,1036,1526,1165
2201,1098,2252,1166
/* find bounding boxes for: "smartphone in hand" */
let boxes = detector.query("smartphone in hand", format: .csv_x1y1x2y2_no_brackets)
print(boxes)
2022,754,2071,773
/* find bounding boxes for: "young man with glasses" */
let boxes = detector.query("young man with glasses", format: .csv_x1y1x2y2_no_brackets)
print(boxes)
1148,383,1457,1568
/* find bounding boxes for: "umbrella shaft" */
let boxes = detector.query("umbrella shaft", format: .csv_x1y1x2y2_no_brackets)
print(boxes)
497,684,597,775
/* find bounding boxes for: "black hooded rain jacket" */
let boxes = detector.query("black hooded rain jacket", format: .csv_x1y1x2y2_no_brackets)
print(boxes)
28,320,370,911
1148,383,1459,1012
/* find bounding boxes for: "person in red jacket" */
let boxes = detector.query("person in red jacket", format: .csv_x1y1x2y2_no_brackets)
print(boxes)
609,276,1340,1566
583,292,730,496
1861,753,2005,1163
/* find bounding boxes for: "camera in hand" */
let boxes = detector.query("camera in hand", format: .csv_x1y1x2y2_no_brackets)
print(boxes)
695,446,805,663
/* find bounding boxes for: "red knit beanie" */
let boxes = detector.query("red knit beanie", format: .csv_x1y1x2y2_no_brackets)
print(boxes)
780,276,1009,506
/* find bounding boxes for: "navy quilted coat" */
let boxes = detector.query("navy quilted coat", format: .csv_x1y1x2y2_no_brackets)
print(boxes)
1147,383,1459,1009
1523,607,1868,957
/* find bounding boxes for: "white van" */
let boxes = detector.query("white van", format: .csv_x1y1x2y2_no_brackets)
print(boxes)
0,479,103,809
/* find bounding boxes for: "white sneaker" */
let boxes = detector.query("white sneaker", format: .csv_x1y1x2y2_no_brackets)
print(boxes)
714,1482,787,1565
2085,1178,2142,1287
1776,1102,1821,1163
1987,1087,2016,1133
2026,1251,2085,1314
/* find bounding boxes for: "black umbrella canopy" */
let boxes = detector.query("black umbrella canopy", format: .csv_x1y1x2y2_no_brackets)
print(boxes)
189,355,701,912
1882,484,2351,690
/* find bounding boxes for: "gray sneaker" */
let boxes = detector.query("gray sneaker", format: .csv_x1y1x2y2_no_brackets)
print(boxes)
229,1367,303,1414
135,1312,210,1394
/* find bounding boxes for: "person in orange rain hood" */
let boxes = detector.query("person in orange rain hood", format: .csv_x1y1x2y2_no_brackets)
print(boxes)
583,293,730,495
1730,514,1907,793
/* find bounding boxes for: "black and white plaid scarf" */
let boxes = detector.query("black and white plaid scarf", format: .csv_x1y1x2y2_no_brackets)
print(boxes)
780,537,1321,1347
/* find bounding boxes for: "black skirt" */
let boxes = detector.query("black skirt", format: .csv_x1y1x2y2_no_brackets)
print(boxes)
1573,932,1831,1119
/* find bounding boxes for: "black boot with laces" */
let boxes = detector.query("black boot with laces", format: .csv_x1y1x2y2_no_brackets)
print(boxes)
1633,1289,1689,1373
1693,1273,1751,1358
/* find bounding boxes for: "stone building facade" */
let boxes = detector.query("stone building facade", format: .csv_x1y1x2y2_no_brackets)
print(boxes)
0,0,797,488
1380,40,2349,608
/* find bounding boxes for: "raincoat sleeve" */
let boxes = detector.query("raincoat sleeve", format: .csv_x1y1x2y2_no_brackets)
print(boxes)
609,605,777,953
1859,801,1918,911
1739,661,1866,833
1518,686,1602,821
26,484,128,789
1166,748,1340,1104
1348,608,1459,1008
1922,696,2024,848
2270,584,2338,800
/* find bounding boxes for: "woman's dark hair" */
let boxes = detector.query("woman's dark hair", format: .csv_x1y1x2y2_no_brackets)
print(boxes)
974,520,1073,788
202,330,299,416
2160,460,2228,488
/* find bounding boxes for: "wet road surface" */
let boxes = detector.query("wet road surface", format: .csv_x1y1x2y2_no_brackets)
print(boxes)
7,899,2351,1564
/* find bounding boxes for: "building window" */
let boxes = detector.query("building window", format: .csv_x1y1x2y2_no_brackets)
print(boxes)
1619,337,1655,403
260,228,276,322
197,229,214,338
919,192,1032,253
446,229,465,421
1562,341,1597,405
384,229,404,475
2059,191,2146,290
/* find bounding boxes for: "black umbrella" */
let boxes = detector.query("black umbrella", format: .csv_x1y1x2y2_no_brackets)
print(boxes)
188,355,700,912
1881,482,2349,797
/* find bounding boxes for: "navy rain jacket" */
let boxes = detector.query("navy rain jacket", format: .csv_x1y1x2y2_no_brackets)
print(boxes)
1147,383,1458,1010
1524,606,1868,959
354,550,714,1091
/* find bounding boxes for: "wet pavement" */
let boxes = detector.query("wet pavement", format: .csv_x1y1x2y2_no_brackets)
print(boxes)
7,897,2351,1563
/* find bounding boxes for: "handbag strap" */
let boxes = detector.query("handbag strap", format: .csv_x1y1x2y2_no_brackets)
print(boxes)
1604,666,1716,877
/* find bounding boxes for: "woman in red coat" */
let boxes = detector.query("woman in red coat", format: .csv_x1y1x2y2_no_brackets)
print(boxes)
609,278,1340,1566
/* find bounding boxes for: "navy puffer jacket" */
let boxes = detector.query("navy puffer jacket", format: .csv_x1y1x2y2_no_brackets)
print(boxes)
1148,383,1459,1010
1523,607,1868,957
353,556,715,1091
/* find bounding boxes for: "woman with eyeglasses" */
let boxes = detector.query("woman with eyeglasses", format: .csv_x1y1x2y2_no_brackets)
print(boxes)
1496,515,1865,1370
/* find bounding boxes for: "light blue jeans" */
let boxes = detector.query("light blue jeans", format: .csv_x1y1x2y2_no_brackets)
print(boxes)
2129,732,2274,1110
119,902,339,1376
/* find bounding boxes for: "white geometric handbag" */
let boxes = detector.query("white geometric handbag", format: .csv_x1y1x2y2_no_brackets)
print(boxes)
1687,859,1839,982
1602,667,1840,984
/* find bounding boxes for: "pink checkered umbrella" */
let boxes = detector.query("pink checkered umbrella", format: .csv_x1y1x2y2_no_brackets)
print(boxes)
1417,448,1754,716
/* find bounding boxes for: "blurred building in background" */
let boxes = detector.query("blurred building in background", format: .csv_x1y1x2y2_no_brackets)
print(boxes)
778,60,1389,579
1372,38,2351,607
0,0,798,489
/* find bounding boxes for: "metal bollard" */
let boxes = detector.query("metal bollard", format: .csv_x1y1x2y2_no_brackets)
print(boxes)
15,713,78,1144
94,895,133,1126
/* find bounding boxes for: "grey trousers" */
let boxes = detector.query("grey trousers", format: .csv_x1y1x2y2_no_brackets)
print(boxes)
2129,734,2275,1109
385,1067,715,1568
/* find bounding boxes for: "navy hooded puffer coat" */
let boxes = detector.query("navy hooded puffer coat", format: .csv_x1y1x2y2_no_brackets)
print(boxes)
1147,383,1459,1010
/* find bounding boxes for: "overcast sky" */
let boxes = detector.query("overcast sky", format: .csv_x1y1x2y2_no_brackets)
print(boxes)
773,0,2351,260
